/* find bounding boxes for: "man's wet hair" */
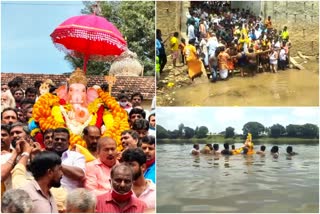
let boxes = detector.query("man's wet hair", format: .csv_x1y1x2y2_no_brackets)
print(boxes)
260,145,266,151
193,144,199,149
286,146,293,153
213,143,219,151
270,145,279,153
231,145,235,150
223,143,229,150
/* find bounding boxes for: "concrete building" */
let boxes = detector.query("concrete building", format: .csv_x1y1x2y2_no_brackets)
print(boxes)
156,1,319,56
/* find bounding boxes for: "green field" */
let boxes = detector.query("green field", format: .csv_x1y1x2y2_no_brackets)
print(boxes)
157,136,319,144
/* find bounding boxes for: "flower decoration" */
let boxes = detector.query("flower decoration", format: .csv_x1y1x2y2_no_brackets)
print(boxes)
31,89,129,151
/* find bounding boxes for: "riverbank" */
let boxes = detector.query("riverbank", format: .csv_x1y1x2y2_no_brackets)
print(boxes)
157,136,319,144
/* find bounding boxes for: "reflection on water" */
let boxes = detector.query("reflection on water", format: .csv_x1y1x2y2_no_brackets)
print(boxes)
157,143,319,213
171,68,319,106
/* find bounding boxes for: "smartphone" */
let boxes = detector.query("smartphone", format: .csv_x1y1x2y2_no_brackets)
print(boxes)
11,138,17,148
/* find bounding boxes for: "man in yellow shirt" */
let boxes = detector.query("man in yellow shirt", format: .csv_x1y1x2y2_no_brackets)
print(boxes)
281,26,289,42
170,32,180,67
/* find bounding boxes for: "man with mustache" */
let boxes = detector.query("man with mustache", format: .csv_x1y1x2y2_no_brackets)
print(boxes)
52,128,86,191
96,164,147,213
122,148,155,212
20,151,63,213
1,107,18,125
140,135,155,183
85,136,118,196
83,125,101,158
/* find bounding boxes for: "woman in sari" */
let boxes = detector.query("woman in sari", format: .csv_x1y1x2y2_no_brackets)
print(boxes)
183,38,205,81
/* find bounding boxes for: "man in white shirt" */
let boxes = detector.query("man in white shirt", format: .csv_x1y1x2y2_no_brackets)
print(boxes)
52,128,85,191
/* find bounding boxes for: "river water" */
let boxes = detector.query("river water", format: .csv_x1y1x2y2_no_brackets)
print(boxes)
167,60,319,106
157,143,319,213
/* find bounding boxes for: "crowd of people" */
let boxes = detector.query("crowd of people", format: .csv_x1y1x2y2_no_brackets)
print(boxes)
157,1,292,82
191,134,298,159
1,75,156,213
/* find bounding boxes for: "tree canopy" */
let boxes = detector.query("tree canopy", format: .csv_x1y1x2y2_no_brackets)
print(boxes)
242,122,265,139
65,1,155,76
225,126,235,138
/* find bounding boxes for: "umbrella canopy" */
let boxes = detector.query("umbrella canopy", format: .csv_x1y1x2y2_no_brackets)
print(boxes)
50,14,127,73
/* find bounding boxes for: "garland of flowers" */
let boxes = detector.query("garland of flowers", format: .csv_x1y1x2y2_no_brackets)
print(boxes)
97,88,130,151
32,90,129,150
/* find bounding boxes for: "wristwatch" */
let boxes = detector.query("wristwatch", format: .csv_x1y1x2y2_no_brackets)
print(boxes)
21,152,30,158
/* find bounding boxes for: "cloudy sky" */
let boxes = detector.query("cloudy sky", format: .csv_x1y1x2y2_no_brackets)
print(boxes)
1,1,84,74
157,107,320,134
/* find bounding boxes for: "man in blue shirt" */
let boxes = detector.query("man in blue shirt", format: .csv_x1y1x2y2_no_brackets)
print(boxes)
140,135,155,183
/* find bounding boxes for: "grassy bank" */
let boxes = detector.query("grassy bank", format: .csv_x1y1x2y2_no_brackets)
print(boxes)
157,136,319,144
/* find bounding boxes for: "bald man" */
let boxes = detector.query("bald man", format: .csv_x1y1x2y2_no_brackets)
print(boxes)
83,126,101,158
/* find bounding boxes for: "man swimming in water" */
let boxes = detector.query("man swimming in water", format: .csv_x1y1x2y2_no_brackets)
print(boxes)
270,146,279,158
256,145,266,155
286,146,298,156
212,144,220,154
191,144,200,155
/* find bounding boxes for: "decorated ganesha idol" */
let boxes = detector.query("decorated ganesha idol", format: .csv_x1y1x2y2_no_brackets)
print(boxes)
29,68,130,160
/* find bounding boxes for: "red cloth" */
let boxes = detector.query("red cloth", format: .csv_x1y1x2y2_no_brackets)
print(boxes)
95,105,104,129
34,132,45,149
96,191,147,213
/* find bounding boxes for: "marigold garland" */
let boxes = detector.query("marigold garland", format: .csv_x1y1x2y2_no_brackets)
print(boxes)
32,90,129,151
97,88,130,151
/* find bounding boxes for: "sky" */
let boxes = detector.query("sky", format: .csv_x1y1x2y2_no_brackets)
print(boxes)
1,1,84,74
157,107,320,134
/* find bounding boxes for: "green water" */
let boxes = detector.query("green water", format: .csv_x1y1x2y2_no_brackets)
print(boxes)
157,143,319,213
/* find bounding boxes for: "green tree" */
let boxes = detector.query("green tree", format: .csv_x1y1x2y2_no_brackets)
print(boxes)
157,125,169,139
301,123,319,138
168,130,180,139
225,127,235,138
286,124,303,137
66,1,155,76
183,127,195,139
195,126,209,138
242,122,265,139
270,124,286,138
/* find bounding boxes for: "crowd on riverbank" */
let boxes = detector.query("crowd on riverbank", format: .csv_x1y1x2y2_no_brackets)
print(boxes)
157,1,292,82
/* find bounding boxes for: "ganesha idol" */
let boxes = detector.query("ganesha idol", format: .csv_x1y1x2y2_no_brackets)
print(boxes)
29,68,130,160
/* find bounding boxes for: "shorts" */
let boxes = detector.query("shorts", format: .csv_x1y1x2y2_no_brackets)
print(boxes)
220,69,228,79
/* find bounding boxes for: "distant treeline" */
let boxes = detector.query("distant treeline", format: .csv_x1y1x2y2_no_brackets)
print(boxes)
157,122,319,139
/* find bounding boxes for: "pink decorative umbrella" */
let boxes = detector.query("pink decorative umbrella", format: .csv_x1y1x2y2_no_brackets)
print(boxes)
50,14,127,73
